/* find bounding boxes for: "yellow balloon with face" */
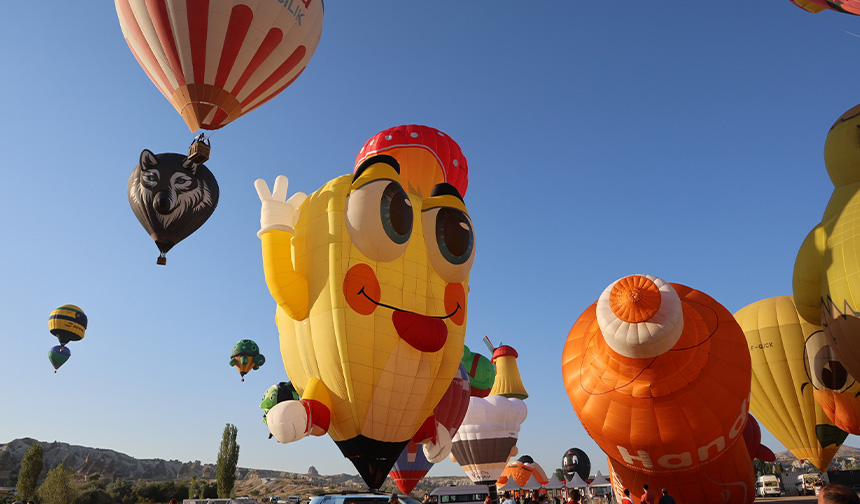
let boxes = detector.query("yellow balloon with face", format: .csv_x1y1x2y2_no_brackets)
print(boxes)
794,104,860,381
259,155,474,487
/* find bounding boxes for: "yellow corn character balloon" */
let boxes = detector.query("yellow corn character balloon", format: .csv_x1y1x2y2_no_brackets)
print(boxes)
255,154,475,489
794,103,860,381
734,296,847,471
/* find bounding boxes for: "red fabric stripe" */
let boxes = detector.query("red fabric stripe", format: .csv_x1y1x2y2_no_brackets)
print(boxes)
117,0,175,93
241,45,306,106
209,108,229,128
187,0,209,84
242,68,303,114
469,354,480,377
231,28,283,96
145,0,186,86
215,4,253,88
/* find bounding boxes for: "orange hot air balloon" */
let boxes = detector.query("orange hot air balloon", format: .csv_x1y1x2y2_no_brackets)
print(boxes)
562,274,755,504
115,0,324,132
355,125,469,199
496,455,549,488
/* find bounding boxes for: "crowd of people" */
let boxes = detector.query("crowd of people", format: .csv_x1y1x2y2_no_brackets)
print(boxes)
483,481,860,504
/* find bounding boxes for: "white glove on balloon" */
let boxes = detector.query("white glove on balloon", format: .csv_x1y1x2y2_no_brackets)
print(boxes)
266,400,310,444
423,422,453,463
254,175,307,237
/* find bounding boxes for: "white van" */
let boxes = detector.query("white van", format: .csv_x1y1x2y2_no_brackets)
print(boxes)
431,485,491,504
756,475,781,497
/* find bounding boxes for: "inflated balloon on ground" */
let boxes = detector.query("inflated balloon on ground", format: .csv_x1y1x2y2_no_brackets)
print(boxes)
562,274,755,504
561,448,590,483
256,152,475,489
794,103,860,381
734,295,847,470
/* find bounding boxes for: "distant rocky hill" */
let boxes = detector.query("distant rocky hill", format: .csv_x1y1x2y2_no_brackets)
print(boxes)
0,438,470,497
774,444,860,461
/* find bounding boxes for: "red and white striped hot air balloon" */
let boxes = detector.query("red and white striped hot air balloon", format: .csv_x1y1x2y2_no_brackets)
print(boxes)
115,0,323,132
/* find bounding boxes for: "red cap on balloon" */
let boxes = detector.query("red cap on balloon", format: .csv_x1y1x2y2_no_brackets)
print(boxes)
355,125,469,198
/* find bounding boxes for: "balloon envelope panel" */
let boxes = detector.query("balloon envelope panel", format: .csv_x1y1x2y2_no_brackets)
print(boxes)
562,275,754,503
734,295,846,470
115,0,324,131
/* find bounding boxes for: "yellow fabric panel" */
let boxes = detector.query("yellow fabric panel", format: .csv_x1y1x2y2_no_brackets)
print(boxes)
793,226,826,324
262,230,309,320
791,0,827,13
793,106,860,379
734,296,841,471
269,172,468,444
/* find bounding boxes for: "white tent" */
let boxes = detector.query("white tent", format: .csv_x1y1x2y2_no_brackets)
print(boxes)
567,473,588,488
521,475,543,490
545,474,565,490
497,478,523,491
590,471,611,486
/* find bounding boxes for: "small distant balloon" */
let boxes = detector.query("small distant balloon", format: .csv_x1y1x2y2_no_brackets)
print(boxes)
49,305,87,346
49,345,71,373
561,448,590,483
230,339,265,381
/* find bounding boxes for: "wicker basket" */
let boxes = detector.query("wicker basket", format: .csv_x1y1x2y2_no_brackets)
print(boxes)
188,142,211,164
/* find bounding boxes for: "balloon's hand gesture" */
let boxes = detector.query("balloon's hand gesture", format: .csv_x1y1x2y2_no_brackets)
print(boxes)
254,175,307,237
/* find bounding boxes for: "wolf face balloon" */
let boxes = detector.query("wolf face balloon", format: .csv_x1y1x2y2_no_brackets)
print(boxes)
256,155,475,489
128,149,219,265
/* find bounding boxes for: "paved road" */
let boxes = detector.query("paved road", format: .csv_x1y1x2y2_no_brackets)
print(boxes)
755,495,821,503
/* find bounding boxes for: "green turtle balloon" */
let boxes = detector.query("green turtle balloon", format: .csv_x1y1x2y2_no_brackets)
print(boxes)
230,339,265,381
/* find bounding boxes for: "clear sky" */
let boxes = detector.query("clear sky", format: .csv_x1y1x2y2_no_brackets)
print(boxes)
2,1,860,482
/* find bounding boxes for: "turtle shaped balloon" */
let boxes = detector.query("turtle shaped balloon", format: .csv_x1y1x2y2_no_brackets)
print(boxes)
230,339,265,381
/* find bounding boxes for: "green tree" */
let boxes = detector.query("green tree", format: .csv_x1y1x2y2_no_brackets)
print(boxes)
36,463,77,504
189,474,203,499
74,478,111,504
16,441,44,502
216,423,240,498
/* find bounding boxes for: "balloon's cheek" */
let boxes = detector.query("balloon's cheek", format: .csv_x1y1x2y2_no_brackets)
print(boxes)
344,263,380,315
445,283,466,326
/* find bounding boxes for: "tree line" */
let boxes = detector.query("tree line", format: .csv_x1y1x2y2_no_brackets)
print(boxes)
4,423,240,504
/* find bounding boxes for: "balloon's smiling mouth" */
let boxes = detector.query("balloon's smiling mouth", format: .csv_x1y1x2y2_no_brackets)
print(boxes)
357,287,454,352
358,287,460,319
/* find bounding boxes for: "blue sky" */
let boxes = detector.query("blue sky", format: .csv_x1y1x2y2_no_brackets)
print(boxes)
2,1,859,481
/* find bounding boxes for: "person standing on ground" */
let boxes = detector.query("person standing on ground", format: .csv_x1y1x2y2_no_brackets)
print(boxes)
656,489,675,504
640,484,655,504
502,492,516,504
620,489,634,504
818,484,860,504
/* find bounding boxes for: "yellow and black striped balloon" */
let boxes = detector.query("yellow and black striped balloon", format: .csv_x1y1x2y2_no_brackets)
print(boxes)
49,305,87,345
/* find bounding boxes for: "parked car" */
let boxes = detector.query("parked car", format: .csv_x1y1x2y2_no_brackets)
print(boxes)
310,492,422,504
